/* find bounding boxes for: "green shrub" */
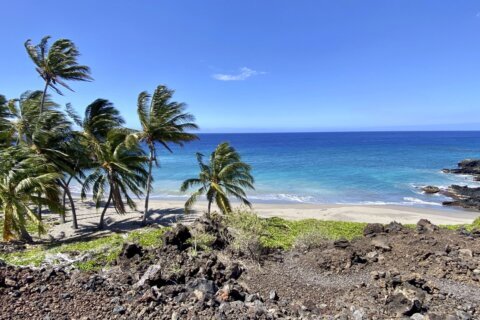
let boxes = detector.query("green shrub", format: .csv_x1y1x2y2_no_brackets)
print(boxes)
472,216,480,229
225,210,267,259
188,232,217,252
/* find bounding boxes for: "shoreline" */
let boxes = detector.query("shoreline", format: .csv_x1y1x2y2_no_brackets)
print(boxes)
48,198,480,239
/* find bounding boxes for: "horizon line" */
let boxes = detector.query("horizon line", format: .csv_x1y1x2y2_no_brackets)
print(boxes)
195,129,480,134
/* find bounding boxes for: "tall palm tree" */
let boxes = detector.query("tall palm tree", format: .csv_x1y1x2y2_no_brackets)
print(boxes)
0,147,62,242
181,142,254,215
134,85,198,224
81,130,148,229
24,36,92,113
70,99,148,229
7,91,76,222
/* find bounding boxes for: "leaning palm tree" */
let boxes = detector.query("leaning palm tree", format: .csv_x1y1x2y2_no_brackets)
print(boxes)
0,147,62,242
181,142,254,214
134,85,198,224
70,99,148,229
81,130,148,229
24,36,92,113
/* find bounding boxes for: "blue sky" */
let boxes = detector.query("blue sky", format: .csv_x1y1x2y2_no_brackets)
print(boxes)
1,1,480,132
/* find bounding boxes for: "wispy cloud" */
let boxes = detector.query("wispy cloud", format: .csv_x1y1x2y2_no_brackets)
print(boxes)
212,67,265,81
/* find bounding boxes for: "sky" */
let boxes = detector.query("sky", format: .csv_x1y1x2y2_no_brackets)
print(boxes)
1,1,480,132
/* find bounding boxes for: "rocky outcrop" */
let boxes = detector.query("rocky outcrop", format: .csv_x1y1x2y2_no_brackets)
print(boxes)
427,159,480,210
422,185,440,194
442,185,480,210
443,159,480,177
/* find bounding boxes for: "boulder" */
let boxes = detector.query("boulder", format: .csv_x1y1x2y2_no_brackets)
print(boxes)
119,243,143,259
422,186,440,194
185,278,218,300
269,290,279,301
333,239,350,249
385,221,404,233
363,223,384,237
134,264,162,288
386,285,425,316
371,237,391,251
162,224,191,249
416,219,438,233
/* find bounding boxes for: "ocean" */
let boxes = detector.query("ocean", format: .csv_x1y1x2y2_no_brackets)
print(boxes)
74,131,480,208
140,131,480,208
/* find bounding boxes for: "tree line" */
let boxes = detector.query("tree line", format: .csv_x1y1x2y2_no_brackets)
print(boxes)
0,36,254,242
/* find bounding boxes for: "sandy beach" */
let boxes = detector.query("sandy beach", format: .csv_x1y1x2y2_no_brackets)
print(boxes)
48,198,480,239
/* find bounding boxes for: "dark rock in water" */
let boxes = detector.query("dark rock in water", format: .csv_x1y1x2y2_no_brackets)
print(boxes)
443,159,480,176
0,259,6,268
363,223,384,237
441,185,480,210
162,224,191,249
416,219,438,233
422,186,440,194
441,160,480,210
384,221,404,233
334,239,350,249
119,243,143,259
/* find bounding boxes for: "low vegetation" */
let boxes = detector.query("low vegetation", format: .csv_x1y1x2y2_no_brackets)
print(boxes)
225,210,366,250
0,227,168,271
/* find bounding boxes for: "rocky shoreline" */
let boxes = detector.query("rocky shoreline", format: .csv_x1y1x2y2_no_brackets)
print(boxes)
420,159,480,211
1,216,480,319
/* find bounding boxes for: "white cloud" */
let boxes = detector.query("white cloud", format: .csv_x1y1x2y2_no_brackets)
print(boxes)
212,67,265,81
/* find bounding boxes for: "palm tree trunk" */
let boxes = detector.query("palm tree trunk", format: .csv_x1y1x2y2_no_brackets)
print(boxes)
37,193,42,220
19,225,33,243
61,190,67,223
99,190,113,230
207,199,212,215
65,186,78,229
142,146,154,225
40,80,49,114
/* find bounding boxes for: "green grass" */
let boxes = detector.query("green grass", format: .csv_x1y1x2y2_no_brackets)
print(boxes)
0,227,168,270
261,217,366,249
226,211,480,250
440,216,480,231
225,210,366,250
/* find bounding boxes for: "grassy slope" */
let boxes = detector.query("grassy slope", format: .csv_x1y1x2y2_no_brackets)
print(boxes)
0,226,167,271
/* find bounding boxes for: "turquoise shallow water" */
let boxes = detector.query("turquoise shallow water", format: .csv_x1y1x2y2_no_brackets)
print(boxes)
73,132,480,208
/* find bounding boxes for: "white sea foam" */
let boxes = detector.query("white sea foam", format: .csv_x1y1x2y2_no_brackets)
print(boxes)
402,197,441,206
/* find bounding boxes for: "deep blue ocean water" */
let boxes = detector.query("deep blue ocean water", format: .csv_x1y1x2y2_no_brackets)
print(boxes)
74,132,480,208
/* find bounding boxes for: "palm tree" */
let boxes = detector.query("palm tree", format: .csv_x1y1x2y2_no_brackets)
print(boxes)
81,130,148,229
7,91,77,222
70,99,148,229
0,147,62,242
181,142,254,215
24,36,92,113
134,85,198,224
